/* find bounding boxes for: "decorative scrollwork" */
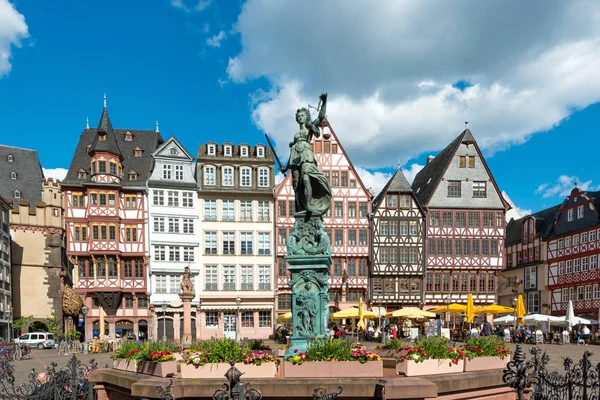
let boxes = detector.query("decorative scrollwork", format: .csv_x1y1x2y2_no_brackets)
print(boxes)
503,345,539,400
213,360,262,400
313,386,343,400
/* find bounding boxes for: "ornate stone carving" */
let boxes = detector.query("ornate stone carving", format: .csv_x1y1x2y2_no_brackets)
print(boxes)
287,218,331,256
181,266,194,294
96,292,122,316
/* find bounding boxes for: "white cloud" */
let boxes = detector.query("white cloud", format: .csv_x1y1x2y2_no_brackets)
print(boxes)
227,0,600,169
535,175,600,199
516,207,532,217
401,163,424,185
206,30,226,48
171,0,211,13
0,0,29,78
195,0,211,12
42,168,68,182
355,167,392,195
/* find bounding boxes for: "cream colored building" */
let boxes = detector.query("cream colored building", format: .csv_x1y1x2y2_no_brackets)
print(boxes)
196,142,275,340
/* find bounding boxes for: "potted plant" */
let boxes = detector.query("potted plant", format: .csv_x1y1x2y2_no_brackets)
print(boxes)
136,342,178,378
244,339,273,355
462,335,511,372
278,344,290,357
396,337,465,376
111,341,140,372
283,339,383,378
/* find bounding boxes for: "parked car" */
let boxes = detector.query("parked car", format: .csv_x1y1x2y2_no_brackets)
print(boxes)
14,332,55,349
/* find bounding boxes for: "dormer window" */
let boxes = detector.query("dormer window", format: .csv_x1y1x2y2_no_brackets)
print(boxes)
134,147,142,157
98,161,107,173
98,132,107,142
10,172,16,180
110,162,117,175
14,190,20,199
77,169,87,179
86,144,91,153
224,146,232,156
241,147,248,157
124,131,133,141
257,147,265,158
129,170,138,181
7,155,13,162
208,145,216,156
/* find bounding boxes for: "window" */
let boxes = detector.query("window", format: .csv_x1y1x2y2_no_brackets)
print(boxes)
409,248,417,263
359,230,367,245
129,171,138,180
341,171,348,187
182,192,194,208
577,205,584,219
152,190,164,206
223,167,234,186
224,146,232,156
164,191,178,207
240,200,252,221
566,260,573,274
527,291,539,314
278,258,287,276
259,311,271,327
162,164,172,179
359,202,368,218
125,227,137,242
491,240,498,256
591,255,597,270
348,202,356,217
109,162,117,175
206,311,218,327
154,217,165,232
468,156,475,168
278,229,287,245
574,258,581,272
72,193,85,208
459,156,466,168
591,230,597,242
241,311,254,327
223,266,236,290
379,220,388,235
259,266,271,290
333,259,342,276
205,266,218,290
7,155,13,162
257,147,264,157
183,218,194,234
525,266,536,289
223,232,235,254
472,181,487,198
578,286,585,301
278,294,291,310
347,259,356,276
155,275,167,294
241,168,251,187
430,212,441,227
582,232,588,243
258,200,270,222
442,212,452,226
558,261,565,275
258,233,270,255
108,194,116,206
409,221,418,236
175,165,184,180
400,195,411,208
481,240,489,256
324,142,331,153
99,193,107,206
334,230,343,246
125,195,136,209
387,195,397,208
241,266,253,290
259,168,269,187
98,160,106,173
582,257,589,271
348,230,356,246
154,246,166,261
222,200,235,221
168,218,179,233
389,221,397,235
169,246,180,261
568,209,574,222
241,232,253,255
100,225,107,240
204,232,217,254
207,145,216,155
278,201,287,217
483,212,494,227
448,181,461,197
334,202,343,217
204,200,217,221
381,248,389,263
359,259,367,276
241,147,248,157
77,169,86,179
594,284,600,299
331,171,339,187
204,166,215,185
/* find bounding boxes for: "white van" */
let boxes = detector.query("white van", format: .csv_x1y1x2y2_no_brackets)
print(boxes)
14,332,55,349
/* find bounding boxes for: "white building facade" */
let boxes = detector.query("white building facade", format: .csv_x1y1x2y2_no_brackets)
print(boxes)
196,142,275,340
147,137,200,342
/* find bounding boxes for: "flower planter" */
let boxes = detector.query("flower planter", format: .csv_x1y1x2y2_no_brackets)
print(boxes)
396,359,464,376
180,362,277,379
278,349,287,357
136,361,178,378
112,359,137,373
283,361,383,378
464,355,510,372
374,349,400,358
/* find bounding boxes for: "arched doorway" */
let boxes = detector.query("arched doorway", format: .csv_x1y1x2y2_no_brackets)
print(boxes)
30,321,48,332
115,320,134,339
138,320,148,341
157,317,174,341
179,317,196,342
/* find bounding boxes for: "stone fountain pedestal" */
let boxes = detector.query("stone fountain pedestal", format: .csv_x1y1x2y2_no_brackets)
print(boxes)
179,292,194,348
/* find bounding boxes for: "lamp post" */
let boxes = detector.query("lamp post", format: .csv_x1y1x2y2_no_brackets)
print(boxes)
444,294,452,329
197,298,202,341
67,316,73,341
161,303,167,342
81,305,89,354
5,309,11,342
511,278,522,329
236,297,241,341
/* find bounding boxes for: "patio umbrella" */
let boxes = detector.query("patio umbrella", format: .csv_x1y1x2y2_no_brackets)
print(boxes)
386,307,436,319
465,294,475,323
276,312,292,323
493,315,515,324
331,307,378,319
516,295,526,325
565,300,575,331
428,304,467,313
357,297,366,330
474,304,515,315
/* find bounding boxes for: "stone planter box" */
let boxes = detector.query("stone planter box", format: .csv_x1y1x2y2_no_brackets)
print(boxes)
278,349,287,357
180,362,277,379
396,359,464,376
283,361,383,378
136,361,178,378
464,355,510,372
374,349,400,358
112,359,137,373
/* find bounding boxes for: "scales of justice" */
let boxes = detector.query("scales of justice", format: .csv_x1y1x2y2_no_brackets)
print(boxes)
265,92,333,356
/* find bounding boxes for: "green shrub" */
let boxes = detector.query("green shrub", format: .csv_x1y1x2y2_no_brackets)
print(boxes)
463,335,511,359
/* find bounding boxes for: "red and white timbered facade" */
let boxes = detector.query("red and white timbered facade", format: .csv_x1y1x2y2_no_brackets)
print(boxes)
275,122,372,316
62,102,162,340
412,129,508,308
547,188,600,318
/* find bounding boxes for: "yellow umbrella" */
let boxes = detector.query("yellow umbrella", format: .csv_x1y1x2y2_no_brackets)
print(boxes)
428,304,467,314
465,294,475,323
516,295,526,325
331,307,378,319
474,304,515,315
357,297,366,330
276,312,292,323
386,307,436,318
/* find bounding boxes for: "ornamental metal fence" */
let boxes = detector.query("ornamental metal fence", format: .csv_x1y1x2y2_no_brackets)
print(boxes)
504,344,600,400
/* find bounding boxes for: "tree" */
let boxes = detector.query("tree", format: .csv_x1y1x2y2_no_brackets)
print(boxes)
12,315,34,334
45,311,63,337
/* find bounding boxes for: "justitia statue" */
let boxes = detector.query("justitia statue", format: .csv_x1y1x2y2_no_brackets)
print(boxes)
181,266,194,293
279,93,332,217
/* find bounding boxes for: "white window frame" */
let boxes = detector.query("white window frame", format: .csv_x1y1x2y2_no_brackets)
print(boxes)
258,233,271,255
153,190,164,206
258,168,269,187
205,266,218,290
241,146,248,157
182,192,194,208
524,266,536,289
241,266,253,290
241,167,251,187
183,246,194,262
258,200,269,222
162,164,172,179
577,205,584,219
183,218,194,234
258,266,271,290
257,147,264,158
222,200,235,221
204,200,217,221
240,232,253,255
224,146,232,156
154,245,166,261
222,232,235,255
153,217,165,232
168,218,180,233
155,275,167,294
208,145,216,156
527,291,539,314
206,311,218,327
167,191,179,207
222,167,234,186
240,200,252,222
568,209,574,222
204,166,215,186
168,246,180,262
204,232,217,255
222,266,236,290
175,165,184,180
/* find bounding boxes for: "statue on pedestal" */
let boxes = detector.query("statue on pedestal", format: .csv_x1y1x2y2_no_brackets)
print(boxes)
181,266,194,294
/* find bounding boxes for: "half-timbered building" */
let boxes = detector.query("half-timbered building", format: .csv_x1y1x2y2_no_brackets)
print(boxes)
371,170,426,310
62,99,162,340
412,128,509,308
275,121,372,318
547,188,600,318
147,136,199,342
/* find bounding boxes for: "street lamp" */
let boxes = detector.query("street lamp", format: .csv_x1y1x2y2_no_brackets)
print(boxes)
236,297,241,341
512,297,518,329
161,303,167,342
5,309,11,342
81,305,89,346
512,278,522,329
67,316,73,340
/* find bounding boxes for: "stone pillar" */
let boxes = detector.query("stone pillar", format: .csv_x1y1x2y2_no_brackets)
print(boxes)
179,293,194,347
99,306,105,338
173,312,180,343
195,310,201,340
108,319,116,339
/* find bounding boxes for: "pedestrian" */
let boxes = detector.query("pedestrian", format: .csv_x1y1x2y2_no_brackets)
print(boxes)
483,321,493,336
582,325,591,345
576,326,583,345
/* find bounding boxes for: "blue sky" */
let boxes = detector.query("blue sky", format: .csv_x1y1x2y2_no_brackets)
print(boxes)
1,0,599,217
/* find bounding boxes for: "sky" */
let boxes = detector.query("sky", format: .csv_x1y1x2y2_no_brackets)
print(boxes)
1,0,600,217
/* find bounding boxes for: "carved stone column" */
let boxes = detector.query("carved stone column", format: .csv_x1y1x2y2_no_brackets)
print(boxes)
179,293,194,347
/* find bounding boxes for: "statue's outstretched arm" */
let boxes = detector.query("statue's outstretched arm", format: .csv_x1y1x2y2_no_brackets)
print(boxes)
312,93,328,127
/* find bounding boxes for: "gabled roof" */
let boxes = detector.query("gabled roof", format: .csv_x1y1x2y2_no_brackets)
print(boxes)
505,204,561,246
151,136,194,161
0,145,44,206
373,169,418,211
543,189,600,240
88,106,123,158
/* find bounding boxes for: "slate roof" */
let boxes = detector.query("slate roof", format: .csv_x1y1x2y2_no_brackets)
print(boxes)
0,145,44,206
412,129,475,206
373,169,415,210
62,107,163,188
505,204,561,246
88,107,122,157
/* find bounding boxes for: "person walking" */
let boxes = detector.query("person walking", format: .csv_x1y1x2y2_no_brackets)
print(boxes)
482,321,493,336
582,325,591,345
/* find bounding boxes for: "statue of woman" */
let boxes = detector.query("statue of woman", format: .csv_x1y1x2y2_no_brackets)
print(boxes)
181,266,194,293
280,93,332,216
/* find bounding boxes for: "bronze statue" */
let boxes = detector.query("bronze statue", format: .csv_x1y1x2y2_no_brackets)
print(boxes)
181,266,194,293
279,93,332,216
